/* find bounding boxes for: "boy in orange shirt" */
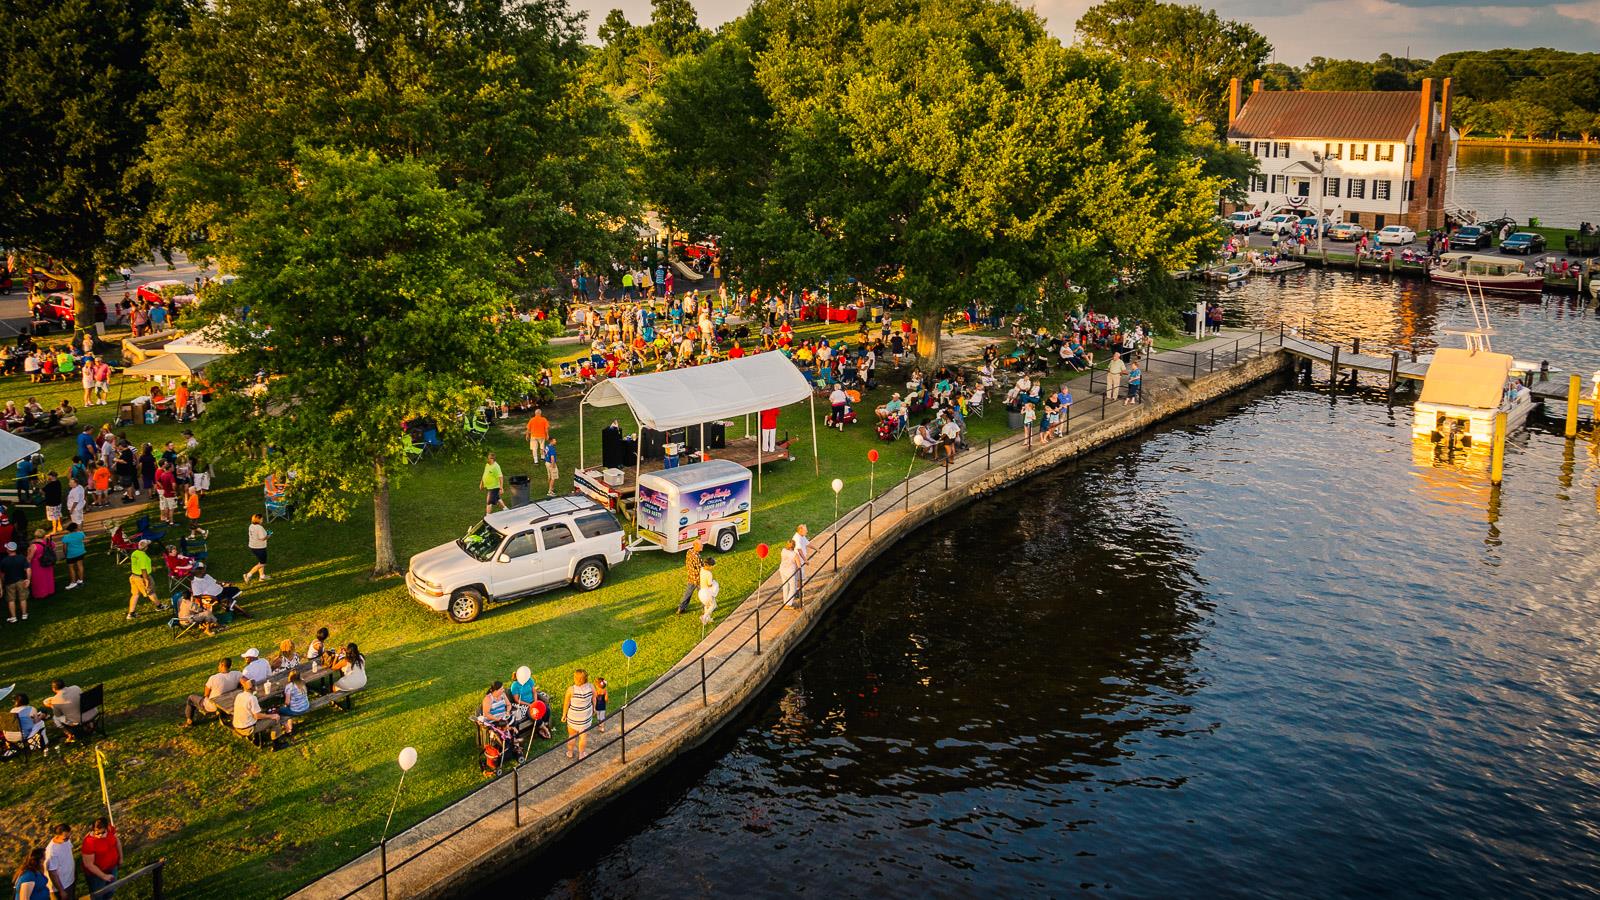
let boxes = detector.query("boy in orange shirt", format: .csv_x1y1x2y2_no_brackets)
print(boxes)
91,462,112,508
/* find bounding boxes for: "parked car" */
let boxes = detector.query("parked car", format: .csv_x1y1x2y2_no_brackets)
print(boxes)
1225,211,1262,233
407,496,631,623
1298,216,1330,236
1327,222,1365,242
1448,225,1493,251
1258,214,1300,236
135,279,197,308
1499,232,1547,255
30,292,106,326
1376,225,1417,245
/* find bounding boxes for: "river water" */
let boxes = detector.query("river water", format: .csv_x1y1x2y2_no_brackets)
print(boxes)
522,273,1600,898
1453,144,1598,228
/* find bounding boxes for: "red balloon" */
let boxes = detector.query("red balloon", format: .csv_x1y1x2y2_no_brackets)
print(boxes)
531,700,548,720
756,543,770,559
868,449,879,462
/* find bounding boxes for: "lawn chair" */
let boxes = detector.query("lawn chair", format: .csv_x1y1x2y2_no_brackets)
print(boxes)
61,684,108,742
0,710,48,762
108,527,140,565
163,550,197,595
134,515,167,544
405,435,426,465
178,530,208,563
265,495,291,523
464,411,490,444
169,597,223,638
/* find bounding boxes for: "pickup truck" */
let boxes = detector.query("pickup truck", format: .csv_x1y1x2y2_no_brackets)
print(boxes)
1224,211,1262,233
407,496,630,623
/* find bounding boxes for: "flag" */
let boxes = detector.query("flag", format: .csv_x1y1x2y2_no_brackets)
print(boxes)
95,749,114,827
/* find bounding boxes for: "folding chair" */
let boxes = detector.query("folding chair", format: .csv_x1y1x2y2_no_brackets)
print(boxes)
1,710,48,763
179,531,208,563
464,412,489,444
108,527,139,565
265,499,291,523
164,551,197,595
134,515,167,544
63,684,108,741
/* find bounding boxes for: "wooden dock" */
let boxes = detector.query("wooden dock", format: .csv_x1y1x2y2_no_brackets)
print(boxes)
1528,376,1597,421
1255,260,1306,274
1280,335,1430,387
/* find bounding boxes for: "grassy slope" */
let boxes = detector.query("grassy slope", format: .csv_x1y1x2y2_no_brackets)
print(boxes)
1,317,1085,897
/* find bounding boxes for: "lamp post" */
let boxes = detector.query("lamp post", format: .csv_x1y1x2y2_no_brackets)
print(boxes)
381,747,419,900
831,478,843,523
1311,152,1328,256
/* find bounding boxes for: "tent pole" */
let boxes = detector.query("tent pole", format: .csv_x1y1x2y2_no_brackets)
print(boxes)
757,435,762,493
634,427,642,526
700,421,705,462
810,394,819,475
579,398,585,470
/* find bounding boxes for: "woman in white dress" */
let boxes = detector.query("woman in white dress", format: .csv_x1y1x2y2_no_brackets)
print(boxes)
779,539,800,609
563,670,596,760
698,557,720,625
332,643,366,692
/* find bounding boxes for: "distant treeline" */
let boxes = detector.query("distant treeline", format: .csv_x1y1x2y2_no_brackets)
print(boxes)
1260,49,1600,143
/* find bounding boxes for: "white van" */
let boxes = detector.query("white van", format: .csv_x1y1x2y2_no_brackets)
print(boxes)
407,496,630,623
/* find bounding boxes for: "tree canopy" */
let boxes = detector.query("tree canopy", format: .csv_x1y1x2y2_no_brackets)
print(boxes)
0,0,182,328
148,0,636,286
649,0,1226,362
200,148,548,575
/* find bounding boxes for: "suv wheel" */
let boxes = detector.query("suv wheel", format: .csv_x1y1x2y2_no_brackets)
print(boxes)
448,588,484,623
574,559,607,592
715,528,736,553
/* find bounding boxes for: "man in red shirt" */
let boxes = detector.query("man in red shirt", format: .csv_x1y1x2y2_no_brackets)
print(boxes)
154,461,178,525
81,817,121,896
728,343,744,359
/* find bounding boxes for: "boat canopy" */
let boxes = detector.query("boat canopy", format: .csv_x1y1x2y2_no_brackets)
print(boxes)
1417,348,1513,410
1436,253,1528,275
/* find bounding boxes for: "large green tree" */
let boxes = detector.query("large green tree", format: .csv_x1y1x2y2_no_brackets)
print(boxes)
0,0,182,329
149,0,636,288
649,0,1225,364
1075,0,1271,132
202,148,547,576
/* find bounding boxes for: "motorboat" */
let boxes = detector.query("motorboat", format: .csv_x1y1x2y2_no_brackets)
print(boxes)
1412,347,1533,448
1428,252,1543,297
1205,263,1251,284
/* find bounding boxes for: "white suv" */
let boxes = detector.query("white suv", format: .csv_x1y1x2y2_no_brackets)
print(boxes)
1258,213,1299,235
407,496,630,623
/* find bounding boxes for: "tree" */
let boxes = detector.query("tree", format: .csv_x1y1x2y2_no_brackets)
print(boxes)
1508,100,1556,141
200,148,547,576
1075,0,1271,132
1562,109,1598,144
148,0,637,290
0,0,181,330
650,0,1225,365
647,0,708,58
1302,58,1376,91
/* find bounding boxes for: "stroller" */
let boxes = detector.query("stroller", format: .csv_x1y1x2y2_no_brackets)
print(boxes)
876,412,904,441
476,716,527,778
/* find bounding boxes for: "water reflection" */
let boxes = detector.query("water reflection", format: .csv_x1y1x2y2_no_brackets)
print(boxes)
1453,145,1599,228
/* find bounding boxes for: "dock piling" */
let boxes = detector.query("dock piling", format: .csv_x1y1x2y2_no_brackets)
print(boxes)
1329,346,1341,386
1388,352,1400,403
1567,374,1581,437
1491,411,1508,484
1352,337,1361,355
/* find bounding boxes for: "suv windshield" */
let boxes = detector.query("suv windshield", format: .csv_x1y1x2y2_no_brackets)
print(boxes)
459,520,506,561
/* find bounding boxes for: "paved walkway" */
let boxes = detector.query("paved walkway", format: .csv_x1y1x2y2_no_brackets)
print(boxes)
292,330,1284,900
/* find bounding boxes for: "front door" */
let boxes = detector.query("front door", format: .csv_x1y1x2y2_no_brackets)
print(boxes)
1374,214,1387,230
1291,177,1311,199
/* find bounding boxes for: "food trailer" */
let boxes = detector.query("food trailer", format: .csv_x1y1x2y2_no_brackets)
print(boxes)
633,459,752,553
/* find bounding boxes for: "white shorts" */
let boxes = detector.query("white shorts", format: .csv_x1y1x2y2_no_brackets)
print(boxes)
159,495,178,512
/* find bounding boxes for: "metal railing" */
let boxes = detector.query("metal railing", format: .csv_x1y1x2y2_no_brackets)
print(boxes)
324,330,1281,900
89,859,165,899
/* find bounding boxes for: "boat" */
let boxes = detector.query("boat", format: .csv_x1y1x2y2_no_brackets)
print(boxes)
1412,277,1533,449
1205,263,1251,284
1427,253,1543,297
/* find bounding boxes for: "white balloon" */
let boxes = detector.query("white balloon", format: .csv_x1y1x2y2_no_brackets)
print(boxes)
830,478,844,493
398,746,418,772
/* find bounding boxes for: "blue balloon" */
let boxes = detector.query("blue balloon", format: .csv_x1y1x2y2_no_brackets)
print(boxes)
621,638,639,658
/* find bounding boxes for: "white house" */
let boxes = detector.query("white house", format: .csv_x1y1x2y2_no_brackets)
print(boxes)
1226,78,1457,233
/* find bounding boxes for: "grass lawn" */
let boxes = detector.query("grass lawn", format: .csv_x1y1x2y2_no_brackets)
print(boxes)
0,316,1059,898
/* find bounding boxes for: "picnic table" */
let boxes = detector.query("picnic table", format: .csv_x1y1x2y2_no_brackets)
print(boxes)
209,660,338,718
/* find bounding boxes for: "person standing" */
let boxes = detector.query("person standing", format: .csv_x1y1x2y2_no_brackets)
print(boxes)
65,476,86,532
563,669,596,761
698,556,720,625
243,514,269,583
525,408,550,463
481,452,505,514
543,438,559,497
790,524,810,603
674,535,704,614
1106,351,1125,401
759,407,779,454
126,539,157,618
28,529,56,602
2,541,30,623
44,823,75,900
12,847,48,900
60,523,86,591
1125,363,1143,406
40,473,63,535
79,818,120,899
779,538,800,609
154,461,178,525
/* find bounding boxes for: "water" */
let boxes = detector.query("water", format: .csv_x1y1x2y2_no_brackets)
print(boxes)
1453,145,1599,228
520,273,1600,898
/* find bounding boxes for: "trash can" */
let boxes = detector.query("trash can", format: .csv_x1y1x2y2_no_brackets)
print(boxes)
1007,409,1024,429
507,475,531,508
1180,309,1198,334
131,399,148,425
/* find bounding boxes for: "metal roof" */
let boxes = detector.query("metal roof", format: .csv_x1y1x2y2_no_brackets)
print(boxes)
1228,91,1422,142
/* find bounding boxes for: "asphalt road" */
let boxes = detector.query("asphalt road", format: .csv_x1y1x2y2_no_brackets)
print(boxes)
0,252,215,335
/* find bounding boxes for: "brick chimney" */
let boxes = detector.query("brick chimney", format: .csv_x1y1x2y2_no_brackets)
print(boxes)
1252,79,1262,93
1440,77,1453,136
1228,77,1241,125
1413,77,1433,181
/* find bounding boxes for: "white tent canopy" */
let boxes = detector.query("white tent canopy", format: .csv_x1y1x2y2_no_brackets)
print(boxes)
0,431,41,471
163,326,232,355
123,351,224,378
584,352,812,431
579,352,819,483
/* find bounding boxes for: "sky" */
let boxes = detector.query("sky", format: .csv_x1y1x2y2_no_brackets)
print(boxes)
571,0,1600,65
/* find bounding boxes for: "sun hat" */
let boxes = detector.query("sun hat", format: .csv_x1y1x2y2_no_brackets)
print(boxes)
242,647,260,659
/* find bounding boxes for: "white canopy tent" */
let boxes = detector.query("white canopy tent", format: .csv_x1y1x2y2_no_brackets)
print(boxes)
580,352,819,495
163,326,232,356
0,431,41,471
123,351,225,378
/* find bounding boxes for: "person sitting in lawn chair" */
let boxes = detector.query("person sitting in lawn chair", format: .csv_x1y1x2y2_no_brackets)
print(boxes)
173,591,221,635
190,564,250,620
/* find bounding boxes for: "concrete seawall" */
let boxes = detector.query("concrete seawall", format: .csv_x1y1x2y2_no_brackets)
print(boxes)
294,335,1294,900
